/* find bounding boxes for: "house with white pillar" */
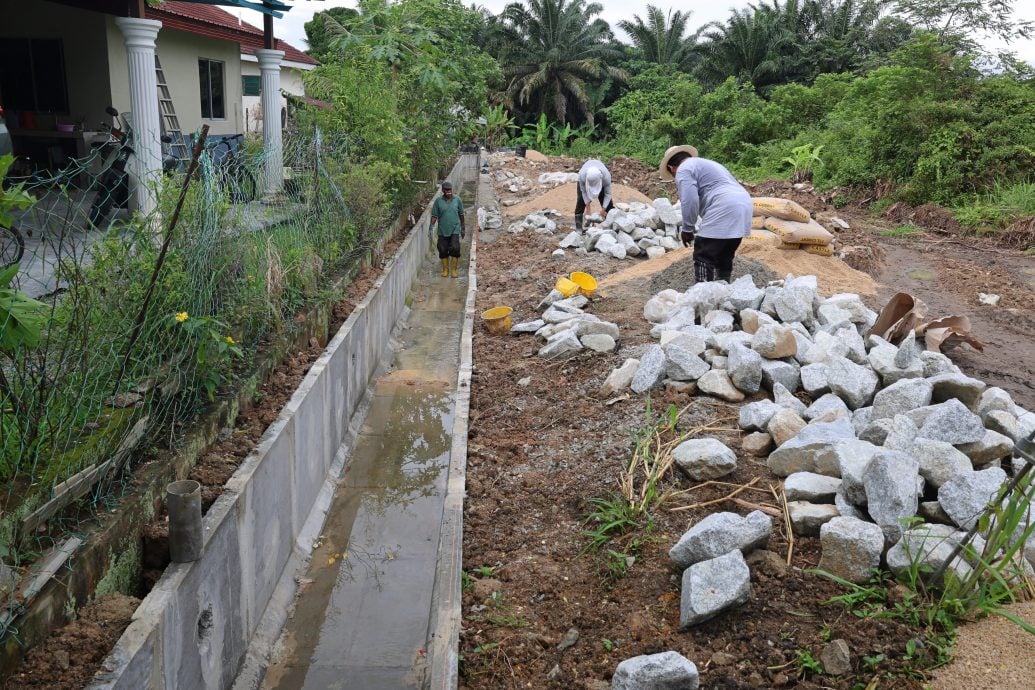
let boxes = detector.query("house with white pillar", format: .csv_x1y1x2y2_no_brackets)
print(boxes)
0,0,294,216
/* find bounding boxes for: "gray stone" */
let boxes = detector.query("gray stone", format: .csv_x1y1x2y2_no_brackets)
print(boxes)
740,400,779,432
761,359,801,393
665,380,698,395
921,350,957,378
710,356,728,370
871,378,934,420
957,430,1015,466
986,410,1020,441
739,309,776,335
542,305,583,324
727,344,763,394
821,293,872,324
914,438,973,489
805,394,851,422
645,246,667,260
661,333,707,356
559,231,583,248
607,242,628,260
665,345,710,382
653,198,683,225
773,382,808,416
883,415,920,452
927,373,986,409
801,363,830,397
785,472,842,503
684,281,731,315
724,274,765,312
852,406,873,436
582,334,617,353
836,326,868,365
600,358,640,398
643,293,676,323
802,331,849,365
894,331,922,369
917,399,986,444
538,330,583,359
859,419,894,446
790,331,815,365
822,440,882,506
669,510,772,569
673,438,738,481
774,290,813,325
751,325,797,359
869,343,923,385
788,501,841,536
703,310,735,334
631,345,667,394
979,387,1017,420
552,294,589,311
769,409,807,447
939,467,1008,530
817,303,854,327
697,370,746,402
575,319,621,340
820,639,853,676
511,319,546,334
835,491,869,520
713,331,754,354
742,432,774,457
767,417,857,477
919,501,953,525
887,524,974,586
863,450,921,543
611,651,699,690
680,550,752,627
827,357,879,410
819,516,885,584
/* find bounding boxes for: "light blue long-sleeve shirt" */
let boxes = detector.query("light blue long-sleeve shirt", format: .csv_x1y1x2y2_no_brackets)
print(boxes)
578,159,613,208
675,157,753,240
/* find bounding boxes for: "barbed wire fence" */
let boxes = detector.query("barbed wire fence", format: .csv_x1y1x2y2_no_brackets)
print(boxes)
0,122,401,627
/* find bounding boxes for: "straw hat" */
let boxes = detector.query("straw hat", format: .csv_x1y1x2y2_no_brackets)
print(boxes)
658,145,699,180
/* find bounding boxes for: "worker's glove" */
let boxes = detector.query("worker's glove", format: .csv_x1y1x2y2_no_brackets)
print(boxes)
680,229,696,247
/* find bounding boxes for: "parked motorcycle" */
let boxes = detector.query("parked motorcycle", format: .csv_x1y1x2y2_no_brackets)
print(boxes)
87,106,133,228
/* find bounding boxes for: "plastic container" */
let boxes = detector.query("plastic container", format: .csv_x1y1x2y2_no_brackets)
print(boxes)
515,144,527,158
480,306,513,335
554,276,579,297
570,271,598,297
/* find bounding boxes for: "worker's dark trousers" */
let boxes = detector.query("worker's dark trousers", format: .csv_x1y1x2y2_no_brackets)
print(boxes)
693,236,743,283
574,189,615,217
437,233,461,258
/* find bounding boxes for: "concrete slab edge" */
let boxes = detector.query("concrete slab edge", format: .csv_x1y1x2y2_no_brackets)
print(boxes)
427,157,484,690
87,155,479,690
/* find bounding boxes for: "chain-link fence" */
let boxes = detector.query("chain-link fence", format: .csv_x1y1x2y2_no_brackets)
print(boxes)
0,122,400,586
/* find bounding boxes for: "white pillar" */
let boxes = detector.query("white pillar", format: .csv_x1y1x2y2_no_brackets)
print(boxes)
115,17,162,217
255,49,285,197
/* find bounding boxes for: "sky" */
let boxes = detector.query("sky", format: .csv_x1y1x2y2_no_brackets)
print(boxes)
239,0,1035,64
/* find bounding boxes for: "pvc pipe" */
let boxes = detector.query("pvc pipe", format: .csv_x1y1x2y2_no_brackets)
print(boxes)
167,480,203,563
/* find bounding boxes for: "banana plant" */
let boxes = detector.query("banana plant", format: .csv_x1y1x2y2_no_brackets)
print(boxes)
783,144,825,183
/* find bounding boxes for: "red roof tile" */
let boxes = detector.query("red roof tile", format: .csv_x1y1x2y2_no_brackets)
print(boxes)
147,1,319,66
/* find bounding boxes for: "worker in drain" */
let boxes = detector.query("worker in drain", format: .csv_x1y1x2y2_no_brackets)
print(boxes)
659,145,752,283
575,159,614,233
431,180,465,278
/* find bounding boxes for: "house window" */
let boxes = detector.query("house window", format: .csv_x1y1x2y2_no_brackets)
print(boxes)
0,38,69,113
199,59,225,119
242,75,261,97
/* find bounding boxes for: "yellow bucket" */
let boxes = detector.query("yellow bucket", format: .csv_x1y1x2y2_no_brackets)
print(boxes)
570,271,598,297
480,306,513,335
555,276,579,297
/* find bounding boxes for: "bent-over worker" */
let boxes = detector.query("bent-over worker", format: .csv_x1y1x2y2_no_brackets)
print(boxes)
659,145,752,283
431,180,465,278
575,159,614,232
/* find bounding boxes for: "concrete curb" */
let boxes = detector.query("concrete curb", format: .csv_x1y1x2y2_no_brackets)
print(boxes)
426,159,485,690
88,155,479,690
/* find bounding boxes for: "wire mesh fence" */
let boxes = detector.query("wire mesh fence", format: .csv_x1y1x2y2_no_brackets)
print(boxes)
0,123,399,582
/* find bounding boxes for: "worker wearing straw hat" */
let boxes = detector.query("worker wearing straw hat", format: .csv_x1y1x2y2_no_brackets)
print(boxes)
659,145,753,283
575,159,614,232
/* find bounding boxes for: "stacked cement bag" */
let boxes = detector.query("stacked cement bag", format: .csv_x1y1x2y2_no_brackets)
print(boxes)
750,197,834,256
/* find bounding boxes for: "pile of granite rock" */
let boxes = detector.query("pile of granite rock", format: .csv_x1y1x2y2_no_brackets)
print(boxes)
510,291,622,360
557,199,685,260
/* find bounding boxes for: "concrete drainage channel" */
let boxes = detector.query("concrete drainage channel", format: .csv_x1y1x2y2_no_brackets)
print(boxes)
88,154,480,690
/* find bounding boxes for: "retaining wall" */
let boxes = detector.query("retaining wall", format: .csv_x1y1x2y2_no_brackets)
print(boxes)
88,154,479,689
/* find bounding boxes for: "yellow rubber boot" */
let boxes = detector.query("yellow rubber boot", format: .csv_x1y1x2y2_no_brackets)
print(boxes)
441,258,449,277
450,257,459,278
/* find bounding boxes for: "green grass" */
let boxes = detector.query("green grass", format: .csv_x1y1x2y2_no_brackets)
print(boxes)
880,224,922,238
954,180,1035,230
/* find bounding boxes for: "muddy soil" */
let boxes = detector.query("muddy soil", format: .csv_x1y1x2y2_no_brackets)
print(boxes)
460,154,1035,689
3,594,139,690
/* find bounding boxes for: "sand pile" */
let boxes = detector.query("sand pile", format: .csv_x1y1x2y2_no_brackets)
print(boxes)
506,183,652,219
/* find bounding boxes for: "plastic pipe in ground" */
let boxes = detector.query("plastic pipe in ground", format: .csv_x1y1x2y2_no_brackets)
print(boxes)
166,480,202,563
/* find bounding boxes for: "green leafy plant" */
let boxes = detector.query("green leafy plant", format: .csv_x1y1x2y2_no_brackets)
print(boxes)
582,493,643,554
782,144,825,183
0,264,47,353
795,648,822,679
880,224,921,238
171,312,244,400
481,105,516,150
601,638,615,651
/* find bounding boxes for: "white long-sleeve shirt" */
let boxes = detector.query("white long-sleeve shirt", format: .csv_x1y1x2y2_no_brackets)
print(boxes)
578,159,612,208
675,157,753,239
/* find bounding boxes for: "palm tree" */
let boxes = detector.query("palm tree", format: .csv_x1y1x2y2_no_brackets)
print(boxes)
499,0,627,125
617,5,700,70
696,7,795,92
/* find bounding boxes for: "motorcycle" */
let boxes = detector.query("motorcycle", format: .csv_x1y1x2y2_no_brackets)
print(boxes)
87,106,134,228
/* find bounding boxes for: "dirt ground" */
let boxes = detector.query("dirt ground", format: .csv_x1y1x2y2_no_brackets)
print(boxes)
460,153,1035,688
3,594,139,690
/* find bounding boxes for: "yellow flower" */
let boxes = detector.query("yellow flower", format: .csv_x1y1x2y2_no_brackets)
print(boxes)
225,336,235,345
175,311,189,323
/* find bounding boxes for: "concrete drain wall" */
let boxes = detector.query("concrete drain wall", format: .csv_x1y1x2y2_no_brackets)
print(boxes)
88,154,479,690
